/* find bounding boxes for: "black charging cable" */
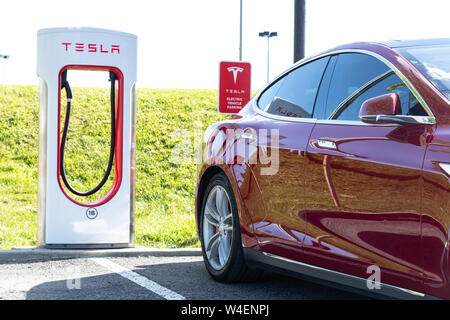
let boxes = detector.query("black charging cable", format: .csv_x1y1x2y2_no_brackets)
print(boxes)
59,70,117,196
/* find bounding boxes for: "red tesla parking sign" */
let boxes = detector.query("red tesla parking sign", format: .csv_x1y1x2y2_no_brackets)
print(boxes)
218,61,251,114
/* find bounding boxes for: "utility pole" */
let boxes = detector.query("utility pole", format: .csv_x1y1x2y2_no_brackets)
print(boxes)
239,0,243,61
294,0,305,63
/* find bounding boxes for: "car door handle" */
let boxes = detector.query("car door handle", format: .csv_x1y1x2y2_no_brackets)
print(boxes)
439,163,450,176
317,139,337,150
240,131,257,141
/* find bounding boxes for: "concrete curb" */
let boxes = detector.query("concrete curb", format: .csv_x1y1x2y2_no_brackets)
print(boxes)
0,246,202,263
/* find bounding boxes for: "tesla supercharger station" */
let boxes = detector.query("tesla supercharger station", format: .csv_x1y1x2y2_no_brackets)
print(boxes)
37,27,137,248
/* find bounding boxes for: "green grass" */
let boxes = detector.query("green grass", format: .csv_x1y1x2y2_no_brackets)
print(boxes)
0,85,227,249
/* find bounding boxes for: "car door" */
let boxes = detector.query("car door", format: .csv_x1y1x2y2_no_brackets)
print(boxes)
242,56,331,261
303,52,433,294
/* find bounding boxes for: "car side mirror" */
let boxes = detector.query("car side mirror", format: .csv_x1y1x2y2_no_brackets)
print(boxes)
359,92,434,125
359,93,401,123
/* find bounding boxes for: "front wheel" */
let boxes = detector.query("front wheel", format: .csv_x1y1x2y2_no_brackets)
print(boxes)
199,172,261,282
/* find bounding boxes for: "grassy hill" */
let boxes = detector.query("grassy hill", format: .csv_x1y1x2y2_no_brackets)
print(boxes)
0,85,227,249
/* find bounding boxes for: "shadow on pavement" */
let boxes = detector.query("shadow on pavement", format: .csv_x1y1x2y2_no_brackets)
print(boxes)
25,258,369,300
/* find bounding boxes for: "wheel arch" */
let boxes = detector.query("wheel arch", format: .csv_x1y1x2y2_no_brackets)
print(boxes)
196,164,259,249
196,165,224,229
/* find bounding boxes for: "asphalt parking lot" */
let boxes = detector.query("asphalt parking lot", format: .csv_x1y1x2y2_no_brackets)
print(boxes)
0,247,368,301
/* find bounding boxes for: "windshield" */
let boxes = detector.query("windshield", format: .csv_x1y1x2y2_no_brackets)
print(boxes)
398,44,450,100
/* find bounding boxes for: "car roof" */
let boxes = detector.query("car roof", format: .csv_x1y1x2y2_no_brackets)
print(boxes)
314,38,450,60
380,38,450,48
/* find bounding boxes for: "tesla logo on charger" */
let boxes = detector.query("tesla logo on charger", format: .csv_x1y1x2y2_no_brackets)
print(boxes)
61,42,120,54
219,61,251,114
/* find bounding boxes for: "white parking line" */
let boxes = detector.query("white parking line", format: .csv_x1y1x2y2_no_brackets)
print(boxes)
90,257,185,300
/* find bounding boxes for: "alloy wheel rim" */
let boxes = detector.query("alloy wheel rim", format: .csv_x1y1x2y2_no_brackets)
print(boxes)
202,185,233,270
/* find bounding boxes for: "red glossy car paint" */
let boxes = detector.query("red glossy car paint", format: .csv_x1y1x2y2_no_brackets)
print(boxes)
196,40,450,299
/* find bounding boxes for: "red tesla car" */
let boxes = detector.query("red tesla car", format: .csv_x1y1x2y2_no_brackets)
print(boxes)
195,39,450,299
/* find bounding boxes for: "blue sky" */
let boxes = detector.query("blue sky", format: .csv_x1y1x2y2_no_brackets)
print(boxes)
1,0,450,91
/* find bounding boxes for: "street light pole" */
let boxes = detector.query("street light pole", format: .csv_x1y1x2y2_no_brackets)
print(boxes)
266,36,270,83
259,31,277,83
0,54,10,85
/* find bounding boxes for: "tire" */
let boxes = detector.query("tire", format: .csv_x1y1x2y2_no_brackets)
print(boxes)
199,172,262,283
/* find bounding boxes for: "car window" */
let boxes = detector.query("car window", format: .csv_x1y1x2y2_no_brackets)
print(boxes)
398,44,450,100
324,53,389,119
257,78,284,112
257,57,329,118
325,53,427,121
332,72,428,120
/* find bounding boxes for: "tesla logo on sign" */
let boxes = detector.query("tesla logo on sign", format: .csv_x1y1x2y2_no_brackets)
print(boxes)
227,66,244,84
219,61,251,114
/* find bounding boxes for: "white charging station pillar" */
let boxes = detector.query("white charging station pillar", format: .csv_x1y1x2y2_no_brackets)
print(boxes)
37,27,137,248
